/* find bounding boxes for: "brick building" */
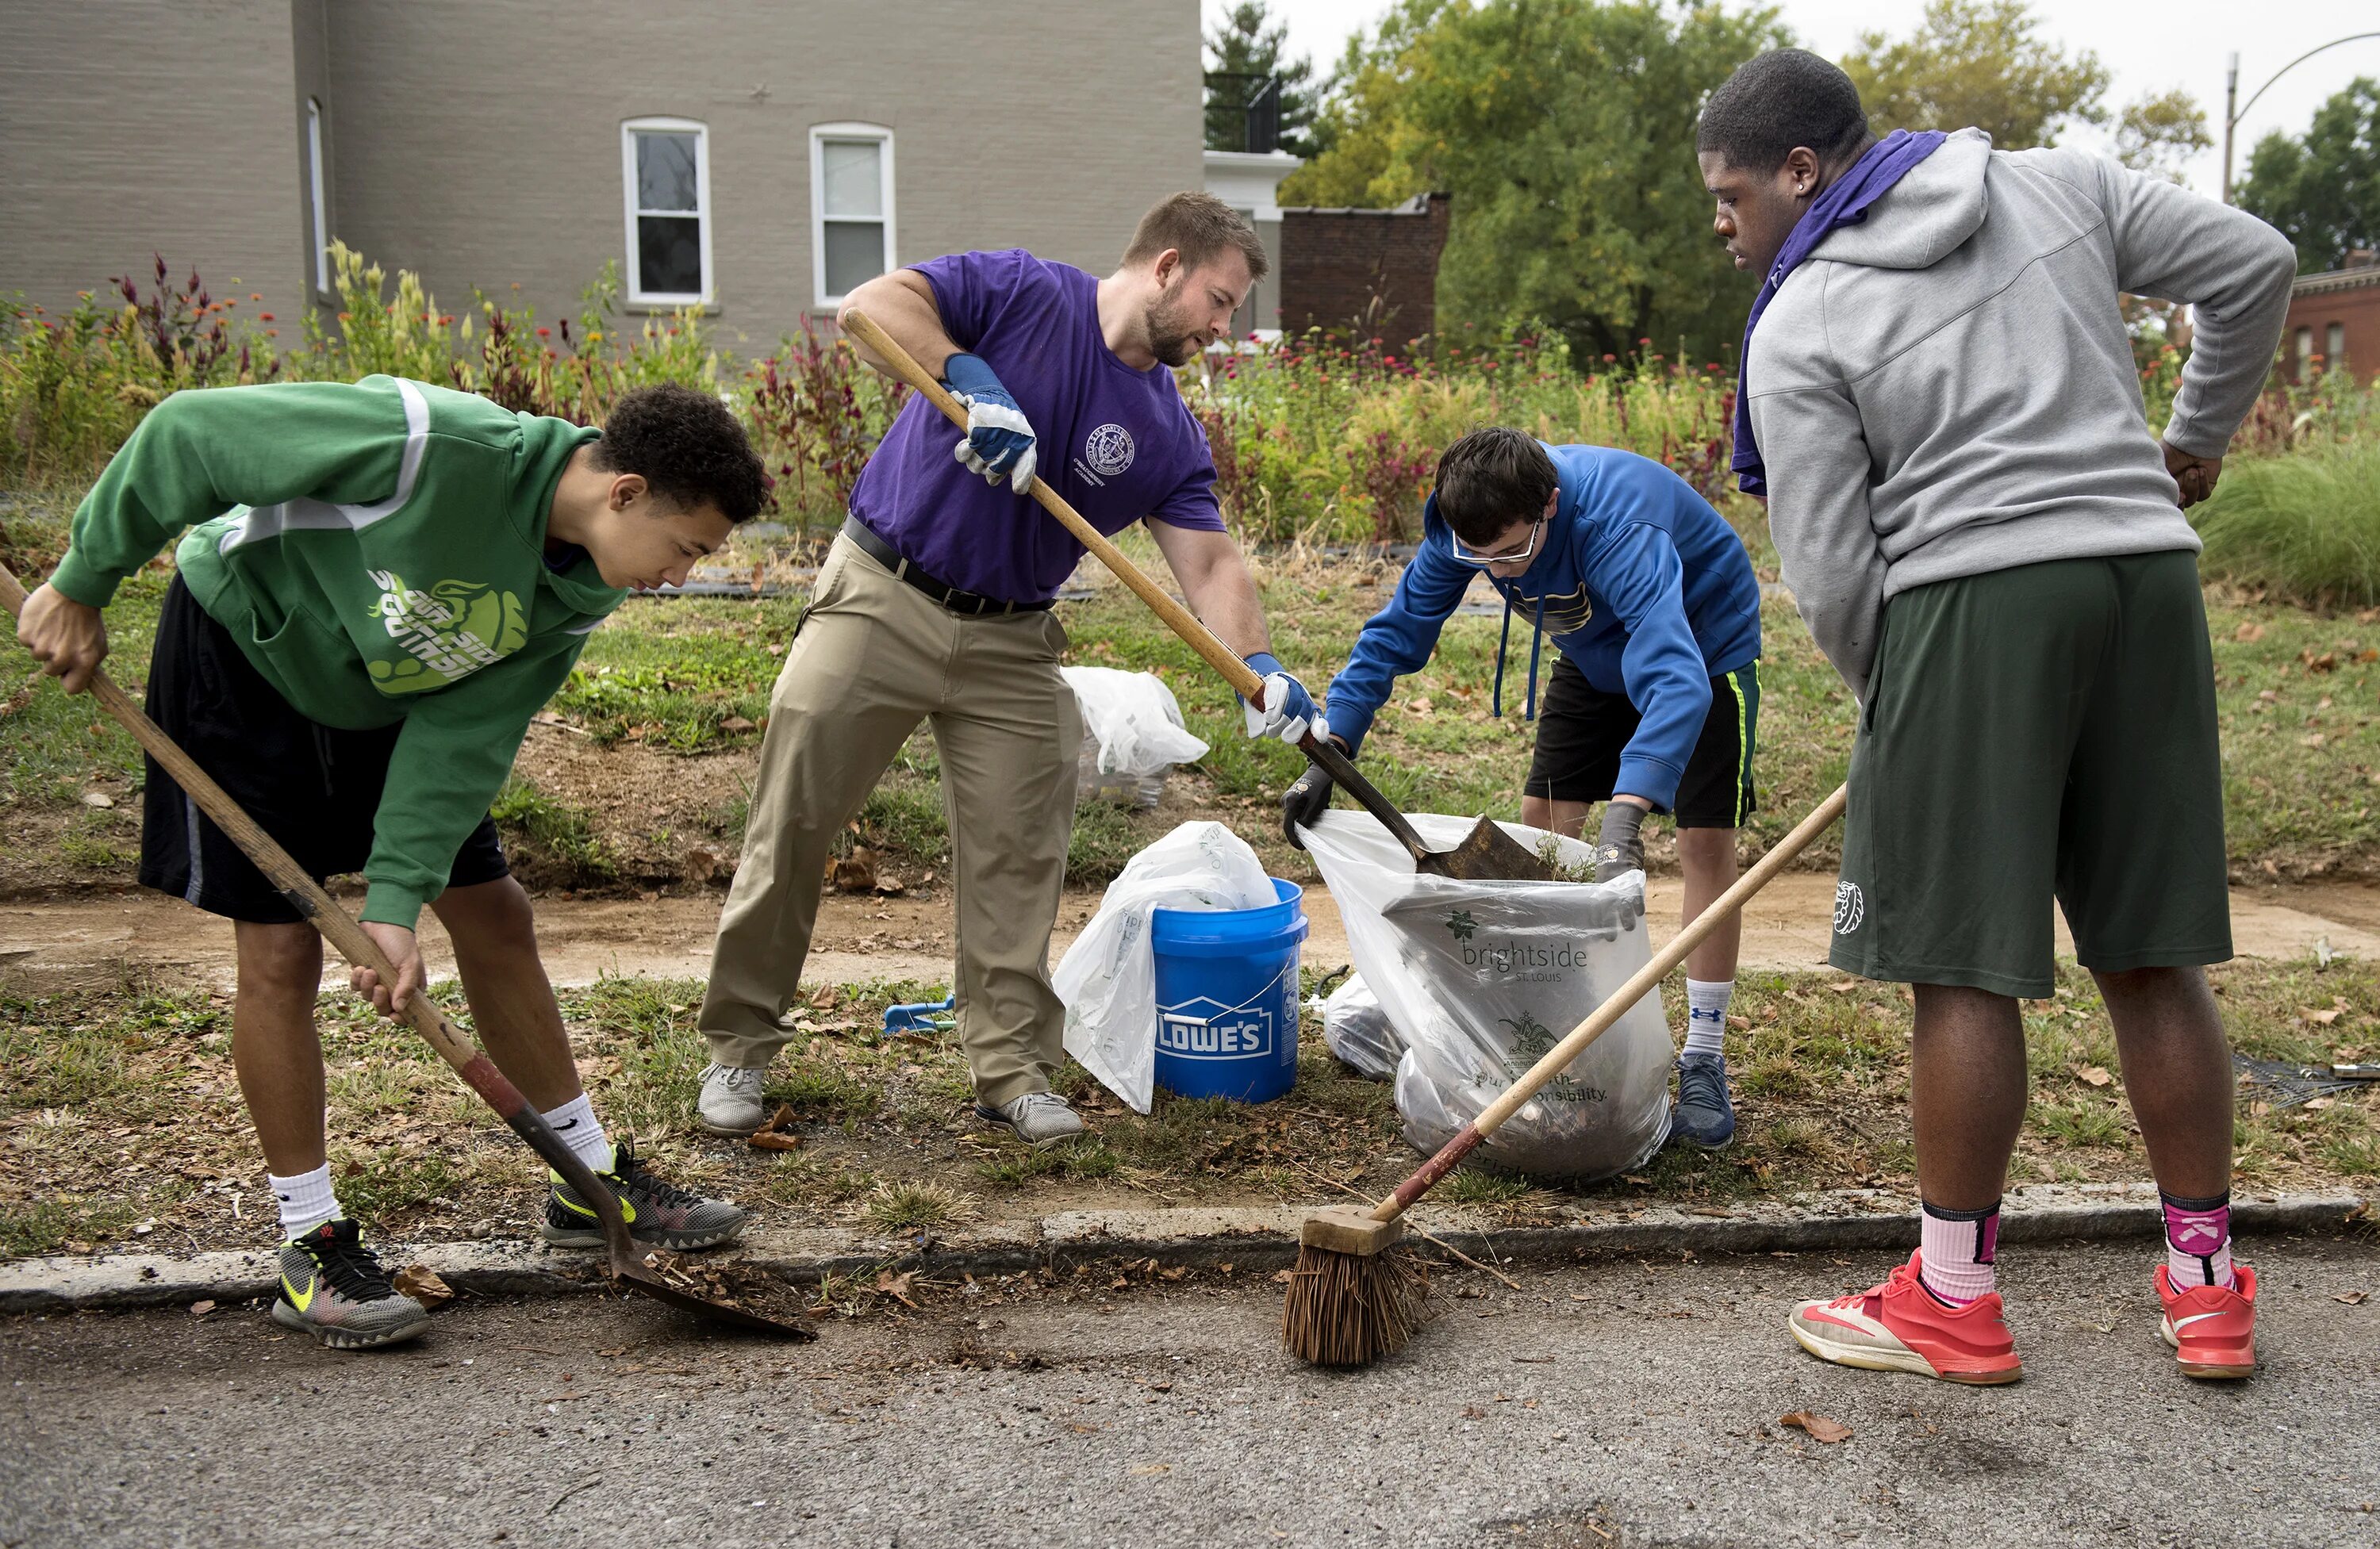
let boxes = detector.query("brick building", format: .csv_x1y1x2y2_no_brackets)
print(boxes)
2283,250,2380,385
1276,193,1451,347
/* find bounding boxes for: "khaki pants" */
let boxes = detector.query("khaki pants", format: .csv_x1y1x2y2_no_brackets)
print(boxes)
699,535,1081,1106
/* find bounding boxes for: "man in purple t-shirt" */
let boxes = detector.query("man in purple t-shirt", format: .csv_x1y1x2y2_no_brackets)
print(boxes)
696,193,1324,1147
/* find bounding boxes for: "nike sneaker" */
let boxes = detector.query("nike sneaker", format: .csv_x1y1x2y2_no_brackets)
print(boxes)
271,1218,432,1350
542,1140,752,1251
1787,1250,2024,1385
2157,1262,2258,1379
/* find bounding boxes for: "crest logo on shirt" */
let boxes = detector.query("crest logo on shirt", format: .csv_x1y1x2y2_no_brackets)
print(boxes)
1084,424,1135,477
1833,880,1865,936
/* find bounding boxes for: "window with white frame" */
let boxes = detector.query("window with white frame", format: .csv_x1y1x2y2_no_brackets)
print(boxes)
2296,325,2314,379
622,118,712,305
810,124,895,308
2328,320,2347,370
306,99,330,295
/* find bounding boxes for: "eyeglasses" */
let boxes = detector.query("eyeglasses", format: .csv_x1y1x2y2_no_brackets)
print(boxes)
1449,516,1545,566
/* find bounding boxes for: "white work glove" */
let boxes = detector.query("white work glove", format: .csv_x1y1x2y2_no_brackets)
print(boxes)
1239,653,1327,746
941,352,1038,493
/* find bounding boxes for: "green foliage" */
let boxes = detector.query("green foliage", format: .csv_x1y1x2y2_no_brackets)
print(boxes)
2237,77,2380,275
2113,88,2213,183
2193,435,2380,607
488,777,617,883
1280,0,1783,365
1205,2,1319,155
1843,0,2107,148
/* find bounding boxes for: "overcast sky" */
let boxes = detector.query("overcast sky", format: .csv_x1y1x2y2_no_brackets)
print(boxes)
1211,0,2380,195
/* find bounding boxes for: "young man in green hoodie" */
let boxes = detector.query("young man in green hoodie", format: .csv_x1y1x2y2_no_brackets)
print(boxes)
17,377,769,1348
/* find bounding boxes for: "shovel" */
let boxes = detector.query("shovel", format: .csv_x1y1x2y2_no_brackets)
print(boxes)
840,309,1553,884
2,563,811,1340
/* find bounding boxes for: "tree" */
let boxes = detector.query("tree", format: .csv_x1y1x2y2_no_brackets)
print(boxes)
2238,78,2380,275
1204,2,1319,155
1280,0,1788,364
2113,89,2213,184
1843,0,2107,148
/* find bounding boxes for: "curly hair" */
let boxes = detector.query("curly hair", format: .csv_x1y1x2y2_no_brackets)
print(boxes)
1696,48,1871,175
591,385,768,523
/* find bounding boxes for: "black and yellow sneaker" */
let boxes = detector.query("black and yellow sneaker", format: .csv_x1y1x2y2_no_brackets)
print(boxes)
541,1141,751,1252
271,1218,432,1350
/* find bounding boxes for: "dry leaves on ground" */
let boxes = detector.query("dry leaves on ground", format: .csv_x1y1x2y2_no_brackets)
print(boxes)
1781,1410,1852,1444
749,1104,803,1152
393,1264,455,1308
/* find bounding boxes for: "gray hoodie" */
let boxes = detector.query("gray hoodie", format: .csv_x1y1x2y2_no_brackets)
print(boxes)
1744,128,2297,701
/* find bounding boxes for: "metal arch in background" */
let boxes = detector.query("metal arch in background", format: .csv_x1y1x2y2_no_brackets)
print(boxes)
2223,33,2380,205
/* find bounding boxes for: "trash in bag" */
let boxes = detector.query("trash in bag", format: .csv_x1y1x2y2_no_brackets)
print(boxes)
1056,821,1274,1113
1297,810,1672,1181
1317,972,1403,1082
1062,666,1210,810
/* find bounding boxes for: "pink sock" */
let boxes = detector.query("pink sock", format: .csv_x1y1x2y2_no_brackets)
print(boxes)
2162,1192,2236,1291
1917,1200,2000,1306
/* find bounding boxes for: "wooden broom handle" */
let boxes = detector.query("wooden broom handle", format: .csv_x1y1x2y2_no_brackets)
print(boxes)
841,308,1267,702
1373,782,1851,1220
0,563,488,1085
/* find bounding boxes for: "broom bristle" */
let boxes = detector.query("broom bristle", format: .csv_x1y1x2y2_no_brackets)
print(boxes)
1281,1241,1427,1367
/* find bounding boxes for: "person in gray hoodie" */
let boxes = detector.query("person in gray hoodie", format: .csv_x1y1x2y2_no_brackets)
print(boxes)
1695,48,2296,1386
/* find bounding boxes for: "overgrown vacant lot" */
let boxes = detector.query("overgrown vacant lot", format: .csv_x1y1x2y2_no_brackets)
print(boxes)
3,957,2372,1260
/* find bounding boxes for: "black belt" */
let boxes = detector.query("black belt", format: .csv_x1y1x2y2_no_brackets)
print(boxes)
841,518,1054,617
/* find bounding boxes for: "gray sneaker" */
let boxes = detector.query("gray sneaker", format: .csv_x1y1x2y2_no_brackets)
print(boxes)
697,1062,767,1136
975,1091,1085,1148
542,1140,754,1251
269,1218,432,1350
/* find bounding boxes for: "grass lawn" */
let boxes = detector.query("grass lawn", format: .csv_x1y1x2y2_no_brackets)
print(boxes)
3,956,2371,1260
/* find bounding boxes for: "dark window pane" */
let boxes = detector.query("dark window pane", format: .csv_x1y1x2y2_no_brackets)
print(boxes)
823,220,885,298
636,132,698,212
638,216,702,295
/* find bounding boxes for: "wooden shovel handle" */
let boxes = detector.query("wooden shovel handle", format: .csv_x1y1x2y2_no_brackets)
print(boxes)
839,308,1441,865
1374,782,1851,1220
0,563,628,1243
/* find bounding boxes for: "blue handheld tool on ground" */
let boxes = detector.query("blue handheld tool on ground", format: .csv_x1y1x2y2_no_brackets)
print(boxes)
883,995,957,1034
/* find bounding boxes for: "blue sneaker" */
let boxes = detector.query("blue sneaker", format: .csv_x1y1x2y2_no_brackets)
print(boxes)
1670,1055,1736,1148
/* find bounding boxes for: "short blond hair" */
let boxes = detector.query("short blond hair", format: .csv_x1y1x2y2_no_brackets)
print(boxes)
1122,191,1269,280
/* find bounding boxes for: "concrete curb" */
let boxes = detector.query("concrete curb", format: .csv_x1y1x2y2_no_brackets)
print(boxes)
1,1185,2364,1314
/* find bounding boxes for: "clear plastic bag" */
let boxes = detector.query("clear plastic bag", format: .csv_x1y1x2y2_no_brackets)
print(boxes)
1297,810,1672,1181
1062,667,1209,808
1055,821,1275,1114
1317,972,1402,1082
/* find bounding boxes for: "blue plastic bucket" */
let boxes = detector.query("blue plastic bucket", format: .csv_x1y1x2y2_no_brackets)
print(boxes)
1150,878,1309,1103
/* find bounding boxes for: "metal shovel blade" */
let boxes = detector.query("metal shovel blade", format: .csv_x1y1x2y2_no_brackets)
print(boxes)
1412,813,1558,882
612,1255,819,1340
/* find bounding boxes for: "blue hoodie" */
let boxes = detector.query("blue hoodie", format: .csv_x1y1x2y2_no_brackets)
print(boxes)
1326,443,1762,810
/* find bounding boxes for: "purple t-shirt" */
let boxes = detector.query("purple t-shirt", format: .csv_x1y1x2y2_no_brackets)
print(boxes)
846,249,1226,603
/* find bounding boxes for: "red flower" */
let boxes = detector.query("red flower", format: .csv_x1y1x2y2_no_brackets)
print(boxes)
536,326,551,337
259,312,274,320
1602,354,1616,363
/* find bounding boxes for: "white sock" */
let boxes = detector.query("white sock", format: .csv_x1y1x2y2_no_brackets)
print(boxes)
1683,978,1733,1061
540,1094,615,1174
270,1163,341,1241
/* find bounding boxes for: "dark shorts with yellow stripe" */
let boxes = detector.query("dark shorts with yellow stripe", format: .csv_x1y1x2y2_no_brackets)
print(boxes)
1830,550,2232,999
1525,655,1760,828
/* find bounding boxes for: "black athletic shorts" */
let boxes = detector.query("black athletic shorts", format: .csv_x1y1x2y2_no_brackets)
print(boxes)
139,576,509,924
1522,654,1760,828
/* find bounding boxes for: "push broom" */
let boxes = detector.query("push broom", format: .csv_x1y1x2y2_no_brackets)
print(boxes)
1283,783,1849,1367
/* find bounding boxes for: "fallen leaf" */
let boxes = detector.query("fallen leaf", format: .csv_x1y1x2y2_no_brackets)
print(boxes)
80,791,114,809
189,1299,216,1317
1069,1422,1100,1434
2334,1290,2368,1305
1129,1463,1171,1476
1780,1410,1852,1444
828,849,879,893
1461,1405,1487,1419
749,1129,802,1152
2233,622,2266,642
720,715,757,733
874,1270,919,1308
2301,733,2328,748
2305,1097,2336,1110
2303,1006,2344,1026
873,876,906,897
1410,696,1434,716
2073,1064,2114,1087
393,1264,455,1309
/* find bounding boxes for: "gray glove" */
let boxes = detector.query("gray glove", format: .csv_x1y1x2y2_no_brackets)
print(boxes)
1593,801,1647,883
1281,762,1336,848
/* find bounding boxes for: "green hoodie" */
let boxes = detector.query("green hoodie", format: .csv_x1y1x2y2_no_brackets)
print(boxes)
50,375,624,928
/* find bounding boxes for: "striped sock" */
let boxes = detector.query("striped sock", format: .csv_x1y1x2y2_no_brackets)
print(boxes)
2161,1191,2236,1291
1917,1199,2001,1306
1683,978,1733,1061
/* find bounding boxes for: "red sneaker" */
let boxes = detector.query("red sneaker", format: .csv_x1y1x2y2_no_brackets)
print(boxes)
2157,1262,2258,1379
1787,1251,2025,1385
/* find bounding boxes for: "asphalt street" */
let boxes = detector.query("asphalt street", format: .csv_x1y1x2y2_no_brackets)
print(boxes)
4,1233,2375,1548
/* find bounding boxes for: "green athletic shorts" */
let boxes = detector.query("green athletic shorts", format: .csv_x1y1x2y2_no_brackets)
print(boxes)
1829,550,2232,999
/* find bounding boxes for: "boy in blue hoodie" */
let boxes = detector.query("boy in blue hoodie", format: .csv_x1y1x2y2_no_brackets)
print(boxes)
1284,428,1763,1144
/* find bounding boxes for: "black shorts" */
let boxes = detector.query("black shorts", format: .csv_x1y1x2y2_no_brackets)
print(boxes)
1523,654,1759,828
139,577,509,924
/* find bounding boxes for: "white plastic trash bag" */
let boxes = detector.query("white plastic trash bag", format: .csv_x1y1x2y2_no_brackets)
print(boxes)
1298,810,1672,1181
1056,820,1275,1114
1063,667,1209,808
1317,973,1403,1082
